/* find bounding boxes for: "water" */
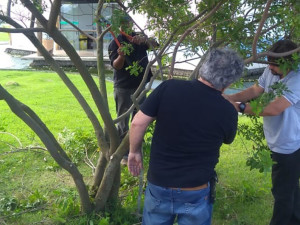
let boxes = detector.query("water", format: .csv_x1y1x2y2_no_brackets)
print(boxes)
149,79,253,93
0,42,33,70
0,42,254,93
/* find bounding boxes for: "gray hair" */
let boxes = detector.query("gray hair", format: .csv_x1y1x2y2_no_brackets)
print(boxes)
199,48,244,90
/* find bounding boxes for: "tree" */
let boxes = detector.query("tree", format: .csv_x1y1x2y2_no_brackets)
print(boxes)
0,0,299,215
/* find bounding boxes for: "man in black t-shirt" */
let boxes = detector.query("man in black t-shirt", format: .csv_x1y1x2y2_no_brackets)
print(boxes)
108,17,156,165
128,49,244,225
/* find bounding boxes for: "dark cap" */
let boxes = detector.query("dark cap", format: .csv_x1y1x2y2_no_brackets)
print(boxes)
267,39,298,65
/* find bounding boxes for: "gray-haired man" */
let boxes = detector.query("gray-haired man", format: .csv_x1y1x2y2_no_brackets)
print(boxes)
128,49,244,225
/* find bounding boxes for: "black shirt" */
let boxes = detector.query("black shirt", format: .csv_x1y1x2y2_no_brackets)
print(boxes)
108,33,153,89
140,79,238,188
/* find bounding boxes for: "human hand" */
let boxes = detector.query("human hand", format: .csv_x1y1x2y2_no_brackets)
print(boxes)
117,46,125,57
128,151,143,176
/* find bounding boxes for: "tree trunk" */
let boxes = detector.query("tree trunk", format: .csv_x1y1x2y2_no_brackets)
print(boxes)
0,86,93,213
91,152,108,197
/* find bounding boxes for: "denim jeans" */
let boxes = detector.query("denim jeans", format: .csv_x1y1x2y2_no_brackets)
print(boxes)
142,182,212,225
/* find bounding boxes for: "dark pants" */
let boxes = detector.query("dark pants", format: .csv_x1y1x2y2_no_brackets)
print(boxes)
114,87,146,154
270,149,300,225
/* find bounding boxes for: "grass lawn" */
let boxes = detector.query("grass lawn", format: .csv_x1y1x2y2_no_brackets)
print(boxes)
0,32,10,42
0,70,273,224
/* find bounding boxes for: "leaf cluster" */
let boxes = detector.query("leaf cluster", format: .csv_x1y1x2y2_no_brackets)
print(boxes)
57,127,97,165
250,81,291,115
125,61,143,77
239,81,291,172
52,188,80,219
277,53,300,76
120,42,134,56
0,190,46,215
238,119,272,173
127,0,300,62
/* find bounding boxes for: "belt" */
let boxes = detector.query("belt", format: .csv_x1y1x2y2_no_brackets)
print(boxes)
170,183,208,191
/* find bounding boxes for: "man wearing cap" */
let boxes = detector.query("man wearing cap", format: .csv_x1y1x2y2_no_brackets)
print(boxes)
108,16,156,165
225,39,300,225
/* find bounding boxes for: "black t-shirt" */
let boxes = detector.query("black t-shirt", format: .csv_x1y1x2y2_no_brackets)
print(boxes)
108,33,153,89
140,79,238,188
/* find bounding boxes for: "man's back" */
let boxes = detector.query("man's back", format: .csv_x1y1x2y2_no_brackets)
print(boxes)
140,79,238,188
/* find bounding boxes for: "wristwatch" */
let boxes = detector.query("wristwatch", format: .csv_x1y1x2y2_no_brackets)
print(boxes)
238,102,246,114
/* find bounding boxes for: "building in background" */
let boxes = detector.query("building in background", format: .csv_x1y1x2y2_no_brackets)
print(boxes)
59,0,117,55
1,0,116,56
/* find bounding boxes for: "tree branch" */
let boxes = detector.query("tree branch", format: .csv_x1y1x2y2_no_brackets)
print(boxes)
0,85,93,213
0,146,47,155
0,131,23,148
252,0,274,60
48,0,62,31
245,47,300,64
169,0,227,78
21,0,120,154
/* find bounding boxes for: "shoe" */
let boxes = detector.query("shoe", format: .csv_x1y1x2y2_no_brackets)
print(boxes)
121,156,128,166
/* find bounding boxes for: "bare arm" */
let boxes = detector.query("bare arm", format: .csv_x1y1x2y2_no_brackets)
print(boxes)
226,84,264,102
228,93,291,116
128,111,155,176
245,96,291,116
112,47,126,70
225,84,291,116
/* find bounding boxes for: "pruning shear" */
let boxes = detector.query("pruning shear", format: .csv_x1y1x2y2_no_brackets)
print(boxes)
100,17,133,47
100,17,135,67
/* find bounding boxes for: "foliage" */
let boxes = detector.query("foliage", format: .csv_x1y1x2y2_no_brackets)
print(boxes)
127,0,299,61
57,127,98,165
120,42,134,56
0,190,47,215
125,61,143,77
110,9,132,35
277,53,300,76
250,81,291,115
52,188,81,219
239,81,291,172
238,117,272,173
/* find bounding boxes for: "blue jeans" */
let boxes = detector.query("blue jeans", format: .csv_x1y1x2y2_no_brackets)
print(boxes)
142,182,212,225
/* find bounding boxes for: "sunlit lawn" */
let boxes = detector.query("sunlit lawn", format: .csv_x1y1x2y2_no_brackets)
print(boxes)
0,32,10,42
0,70,273,225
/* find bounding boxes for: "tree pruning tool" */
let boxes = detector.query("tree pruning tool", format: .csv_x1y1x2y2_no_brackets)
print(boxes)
99,17,134,67
100,17,133,46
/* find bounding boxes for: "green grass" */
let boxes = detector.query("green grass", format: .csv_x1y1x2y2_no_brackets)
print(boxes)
0,70,115,142
0,70,273,224
213,131,273,225
0,32,10,42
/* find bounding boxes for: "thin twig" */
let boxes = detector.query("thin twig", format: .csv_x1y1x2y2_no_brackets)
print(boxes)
84,147,96,174
0,205,47,219
0,146,47,155
0,131,23,148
